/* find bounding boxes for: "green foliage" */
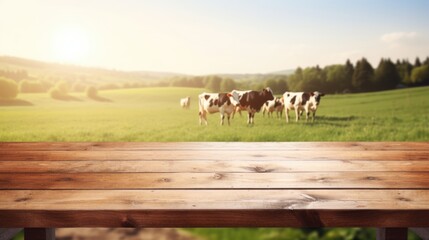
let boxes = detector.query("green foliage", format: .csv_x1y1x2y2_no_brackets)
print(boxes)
97,83,120,90
55,81,70,95
373,59,401,91
414,57,422,68
411,65,429,85
18,80,47,93
396,59,413,85
325,65,347,93
352,58,374,92
48,81,75,100
71,81,87,92
48,87,64,100
264,76,288,94
220,78,236,92
86,86,98,99
205,75,222,92
0,77,18,99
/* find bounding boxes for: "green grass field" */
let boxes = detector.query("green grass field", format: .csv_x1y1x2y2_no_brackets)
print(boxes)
1,86,428,141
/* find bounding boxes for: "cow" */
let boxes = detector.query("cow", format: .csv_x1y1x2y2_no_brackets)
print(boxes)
231,87,274,124
262,97,284,118
282,91,325,122
180,96,190,109
198,92,240,126
230,90,251,119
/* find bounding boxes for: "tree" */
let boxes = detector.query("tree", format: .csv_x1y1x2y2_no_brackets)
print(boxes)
414,57,422,68
0,77,18,99
352,58,374,92
205,75,222,92
410,65,429,86
86,86,99,99
276,77,288,94
373,59,401,91
220,78,236,92
396,59,413,85
344,59,354,92
423,57,429,66
19,80,45,93
325,65,347,93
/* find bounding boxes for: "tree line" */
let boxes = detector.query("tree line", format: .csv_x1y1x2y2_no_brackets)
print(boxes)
287,57,429,94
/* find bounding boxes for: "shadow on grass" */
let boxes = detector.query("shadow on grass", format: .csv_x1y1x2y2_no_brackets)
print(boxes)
89,95,113,102
316,115,359,121
293,115,359,127
0,99,33,106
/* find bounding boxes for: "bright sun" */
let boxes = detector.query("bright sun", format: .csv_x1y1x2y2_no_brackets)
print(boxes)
53,28,89,63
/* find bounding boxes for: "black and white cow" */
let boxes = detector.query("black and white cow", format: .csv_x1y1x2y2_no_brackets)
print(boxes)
262,97,284,118
231,87,274,124
282,91,325,122
198,92,240,126
230,90,251,119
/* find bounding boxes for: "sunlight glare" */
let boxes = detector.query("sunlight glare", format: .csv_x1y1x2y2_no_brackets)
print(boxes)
53,28,89,63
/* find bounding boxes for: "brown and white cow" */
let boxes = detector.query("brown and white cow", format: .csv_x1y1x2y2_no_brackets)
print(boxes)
262,97,284,118
282,91,325,122
231,87,274,124
180,96,190,109
230,90,251,119
198,92,240,126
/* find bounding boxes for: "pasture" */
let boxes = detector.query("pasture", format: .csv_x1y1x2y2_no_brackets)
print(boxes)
0,86,428,142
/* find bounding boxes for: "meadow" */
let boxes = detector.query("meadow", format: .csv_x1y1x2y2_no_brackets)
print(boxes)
0,86,428,142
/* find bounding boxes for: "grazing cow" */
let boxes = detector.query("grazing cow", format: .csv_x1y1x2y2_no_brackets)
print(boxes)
180,96,190,109
262,97,284,118
198,92,239,126
230,90,251,119
282,91,325,122
232,87,274,124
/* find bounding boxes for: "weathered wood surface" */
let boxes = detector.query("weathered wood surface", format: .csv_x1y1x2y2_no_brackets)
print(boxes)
2,172,429,189
1,142,429,228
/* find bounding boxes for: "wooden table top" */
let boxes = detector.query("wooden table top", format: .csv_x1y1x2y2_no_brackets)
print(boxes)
1,142,429,228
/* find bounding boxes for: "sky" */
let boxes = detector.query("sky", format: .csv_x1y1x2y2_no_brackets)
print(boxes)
0,0,428,75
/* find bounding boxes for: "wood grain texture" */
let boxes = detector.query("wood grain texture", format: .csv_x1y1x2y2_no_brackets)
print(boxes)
1,150,428,161
1,210,429,228
1,142,429,228
2,172,429,189
1,160,428,173
2,190,429,210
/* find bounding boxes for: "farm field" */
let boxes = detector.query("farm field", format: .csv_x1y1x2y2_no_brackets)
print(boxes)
1,86,428,142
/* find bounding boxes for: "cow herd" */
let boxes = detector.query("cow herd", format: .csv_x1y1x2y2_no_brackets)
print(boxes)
181,88,325,125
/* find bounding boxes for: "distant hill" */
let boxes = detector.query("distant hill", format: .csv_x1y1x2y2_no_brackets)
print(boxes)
0,55,293,87
0,56,182,85
268,69,295,75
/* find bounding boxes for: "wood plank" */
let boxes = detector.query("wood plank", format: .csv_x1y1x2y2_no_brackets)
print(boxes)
1,190,429,210
1,142,427,151
1,160,428,173
2,172,429,189
24,228,54,240
1,210,429,227
1,150,427,161
377,228,408,240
